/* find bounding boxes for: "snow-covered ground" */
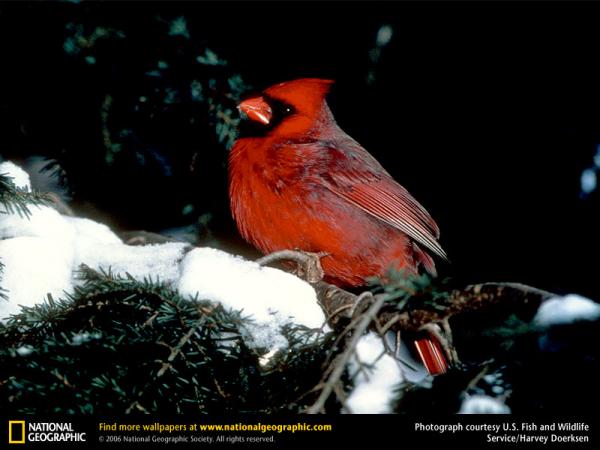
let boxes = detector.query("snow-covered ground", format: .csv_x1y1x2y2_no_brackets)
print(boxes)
0,161,326,355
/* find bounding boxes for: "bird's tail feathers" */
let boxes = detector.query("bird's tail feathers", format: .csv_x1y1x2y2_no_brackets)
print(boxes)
414,334,448,376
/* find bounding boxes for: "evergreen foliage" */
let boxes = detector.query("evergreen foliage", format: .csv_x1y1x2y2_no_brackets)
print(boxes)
0,173,51,219
18,9,250,230
0,259,7,301
0,267,333,414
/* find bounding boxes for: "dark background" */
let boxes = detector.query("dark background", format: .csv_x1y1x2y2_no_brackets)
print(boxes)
1,1,600,299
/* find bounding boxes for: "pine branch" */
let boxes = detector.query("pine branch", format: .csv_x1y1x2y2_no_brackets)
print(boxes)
0,265,330,414
315,279,554,333
306,291,386,414
0,259,7,301
0,173,52,219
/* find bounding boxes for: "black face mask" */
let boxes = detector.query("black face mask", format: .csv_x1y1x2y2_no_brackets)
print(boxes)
237,96,296,139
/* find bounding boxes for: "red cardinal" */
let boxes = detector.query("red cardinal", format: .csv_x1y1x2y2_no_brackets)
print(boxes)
229,78,448,374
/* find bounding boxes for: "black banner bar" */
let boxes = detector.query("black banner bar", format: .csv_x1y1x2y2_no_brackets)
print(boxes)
0,415,596,449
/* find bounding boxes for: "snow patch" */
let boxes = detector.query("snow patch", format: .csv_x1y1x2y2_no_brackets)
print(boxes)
0,161,328,345
458,394,510,414
177,247,325,351
73,240,189,285
0,236,74,320
66,217,122,245
346,332,404,414
65,216,188,284
259,348,279,367
534,294,600,327
0,204,75,243
70,331,102,346
0,161,31,191
384,331,429,384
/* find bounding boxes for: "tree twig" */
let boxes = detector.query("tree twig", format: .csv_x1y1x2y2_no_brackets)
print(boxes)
316,281,555,333
306,291,387,414
256,250,326,283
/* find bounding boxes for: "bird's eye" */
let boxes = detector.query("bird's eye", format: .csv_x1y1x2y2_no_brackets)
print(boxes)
284,107,292,115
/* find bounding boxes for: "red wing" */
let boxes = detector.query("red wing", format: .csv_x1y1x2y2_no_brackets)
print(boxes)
322,149,447,261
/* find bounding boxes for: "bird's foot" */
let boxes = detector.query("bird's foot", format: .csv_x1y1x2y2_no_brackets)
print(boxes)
420,319,461,370
256,249,327,284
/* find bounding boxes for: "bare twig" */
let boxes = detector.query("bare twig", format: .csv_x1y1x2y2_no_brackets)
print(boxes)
125,400,148,414
51,370,74,389
119,231,180,246
157,326,198,377
256,250,326,283
315,280,555,333
306,291,387,414
322,292,374,368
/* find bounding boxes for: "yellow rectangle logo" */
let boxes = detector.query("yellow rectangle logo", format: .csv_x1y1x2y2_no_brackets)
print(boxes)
8,421,25,444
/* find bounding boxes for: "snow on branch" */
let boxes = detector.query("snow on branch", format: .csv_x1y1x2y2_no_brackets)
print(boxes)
0,161,52,219
0,162,326,359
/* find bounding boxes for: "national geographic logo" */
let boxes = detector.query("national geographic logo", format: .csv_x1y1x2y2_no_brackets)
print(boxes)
8,421,25,444
8,421,87,444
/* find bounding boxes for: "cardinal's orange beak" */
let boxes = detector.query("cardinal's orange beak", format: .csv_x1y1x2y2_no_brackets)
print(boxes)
238,97,272,125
